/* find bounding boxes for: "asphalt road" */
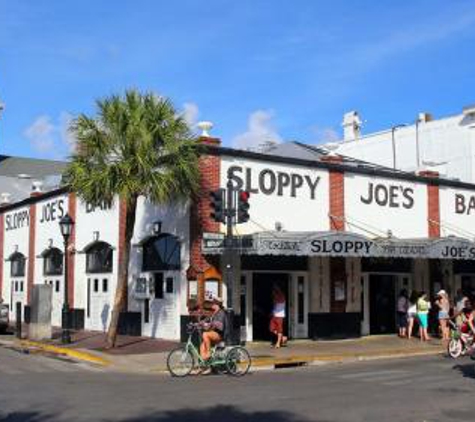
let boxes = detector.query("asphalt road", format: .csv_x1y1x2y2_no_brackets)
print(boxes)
0,345,474,422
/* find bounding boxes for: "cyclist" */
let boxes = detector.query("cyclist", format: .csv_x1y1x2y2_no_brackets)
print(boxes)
459,300,475,351
200,297,227,362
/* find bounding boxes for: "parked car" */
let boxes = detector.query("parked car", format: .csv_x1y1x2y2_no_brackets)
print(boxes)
0,301,9,333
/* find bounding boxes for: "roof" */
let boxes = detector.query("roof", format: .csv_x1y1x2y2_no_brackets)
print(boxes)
0,155,68,178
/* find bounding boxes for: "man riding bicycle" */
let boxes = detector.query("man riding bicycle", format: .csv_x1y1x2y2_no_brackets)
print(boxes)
200,297,227,362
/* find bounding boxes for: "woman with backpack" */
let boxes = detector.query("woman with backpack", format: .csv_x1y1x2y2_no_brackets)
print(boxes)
417,291,431,341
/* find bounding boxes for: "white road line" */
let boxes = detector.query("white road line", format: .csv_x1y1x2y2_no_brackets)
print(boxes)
338,370,409,380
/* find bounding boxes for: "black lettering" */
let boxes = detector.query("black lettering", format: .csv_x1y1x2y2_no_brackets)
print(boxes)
58,199,65,218
305,176,320,200
277,172,291,196
402,188,414,209
360,182,374,204
311,240,321,253
468,197,475,215
290,174,304,198
455,194,465,214
374,184,388,206
245,167,258,194
259,169,276,195
389,186,399,208
227,166,244,191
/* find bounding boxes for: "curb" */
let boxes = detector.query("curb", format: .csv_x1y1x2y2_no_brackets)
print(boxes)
18,340,111,367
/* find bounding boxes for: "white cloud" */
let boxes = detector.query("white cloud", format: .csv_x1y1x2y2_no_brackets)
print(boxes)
232,110,282,150
24,112,75,158
312,126,340,144
182,102,199,129
24,115,56,153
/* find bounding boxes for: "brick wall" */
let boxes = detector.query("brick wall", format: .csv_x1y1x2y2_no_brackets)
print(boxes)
322,156,345,231
27,203,36,304
419,170,440,238
188,137,221,303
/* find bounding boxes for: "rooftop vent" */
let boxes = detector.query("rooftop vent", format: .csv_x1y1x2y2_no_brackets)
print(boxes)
463,104,475,116
0,192,11,204
197,121,213,137
417,112,433,123
342,111,362,141
32,180,43,193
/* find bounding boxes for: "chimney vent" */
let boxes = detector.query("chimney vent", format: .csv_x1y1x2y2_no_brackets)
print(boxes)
197,121,213,137
417,112,433,123
32,180,43,194
0,192,11,205
342,111,362,141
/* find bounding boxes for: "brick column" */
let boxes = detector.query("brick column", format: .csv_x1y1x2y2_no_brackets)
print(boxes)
322,155,345,231
67,193,77,307
27,203,37,304
419,170,440,238
188,137,221,303
0,213,4,300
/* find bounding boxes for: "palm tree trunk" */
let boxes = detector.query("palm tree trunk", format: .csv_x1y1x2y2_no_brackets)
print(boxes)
106,196,137,348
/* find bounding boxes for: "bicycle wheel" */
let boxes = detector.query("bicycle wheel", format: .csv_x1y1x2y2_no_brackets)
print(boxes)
167,347,195,377
448,339,463,359
226,346,251,376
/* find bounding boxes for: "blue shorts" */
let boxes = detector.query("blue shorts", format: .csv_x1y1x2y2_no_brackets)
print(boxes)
438,311,449,320
418,313,428,329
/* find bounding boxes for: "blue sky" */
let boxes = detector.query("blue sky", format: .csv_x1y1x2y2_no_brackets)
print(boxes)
0,1,474,159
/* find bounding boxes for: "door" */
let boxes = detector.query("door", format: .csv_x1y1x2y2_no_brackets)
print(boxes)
290,273,308,338
369,274,397,334
252,273,289,341
45,278,63,326
144,271,179,339
10,278,26,322
87,275,111,332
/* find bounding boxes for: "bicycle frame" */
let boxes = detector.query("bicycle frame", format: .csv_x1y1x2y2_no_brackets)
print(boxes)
184,328,227,368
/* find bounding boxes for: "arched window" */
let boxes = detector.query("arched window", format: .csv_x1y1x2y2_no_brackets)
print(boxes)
9,252,26,277
142,234,181,271
41,248,64,276
85,241,113,273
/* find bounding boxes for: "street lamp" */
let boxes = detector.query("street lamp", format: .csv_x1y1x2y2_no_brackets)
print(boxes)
59,213,74,344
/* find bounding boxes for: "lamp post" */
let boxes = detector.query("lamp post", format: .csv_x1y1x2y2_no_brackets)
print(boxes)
59,213,74,344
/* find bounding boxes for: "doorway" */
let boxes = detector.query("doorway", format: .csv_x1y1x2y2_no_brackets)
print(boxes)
252,272,289,341
369,274,397,335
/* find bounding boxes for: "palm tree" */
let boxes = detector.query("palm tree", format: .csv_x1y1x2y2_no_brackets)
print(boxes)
64,90,201,348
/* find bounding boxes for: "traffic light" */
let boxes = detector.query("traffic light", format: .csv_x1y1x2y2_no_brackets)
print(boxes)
237,190,250,223
210,189,225,223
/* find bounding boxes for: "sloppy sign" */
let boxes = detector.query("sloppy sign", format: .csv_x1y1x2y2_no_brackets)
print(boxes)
203,231,475,260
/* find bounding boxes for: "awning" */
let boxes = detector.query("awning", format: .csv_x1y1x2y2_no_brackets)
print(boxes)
202,231,475,260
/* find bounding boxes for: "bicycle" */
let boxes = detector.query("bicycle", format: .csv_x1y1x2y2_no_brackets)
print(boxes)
167,322,252,377
447,319,474,358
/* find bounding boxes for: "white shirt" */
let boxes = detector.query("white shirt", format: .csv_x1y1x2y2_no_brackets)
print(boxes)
273,301,286,317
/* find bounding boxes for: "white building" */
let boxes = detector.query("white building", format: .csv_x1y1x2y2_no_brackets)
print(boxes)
334,106,475,183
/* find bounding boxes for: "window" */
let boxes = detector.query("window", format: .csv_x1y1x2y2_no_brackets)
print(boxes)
43,248,63,276
86,242,113,273
154,273,164,299
10,252,26,277
298,276,305,324
20,282,24,292
55,280,60,293
166,277,174,294
204,279,219,301
144,299,150,323
142,234,180,271
94,279,99,293
102,278,108,293
188,280,198,300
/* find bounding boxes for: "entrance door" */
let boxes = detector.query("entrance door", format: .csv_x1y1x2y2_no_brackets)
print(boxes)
369,274,397,334
290,273,308,338
10,278,26,322
252,273,289,341
45,278,63,326
87,276,111,332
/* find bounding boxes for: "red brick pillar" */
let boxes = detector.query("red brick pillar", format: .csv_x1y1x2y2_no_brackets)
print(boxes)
188,137,221,304
67,193,77,307
27,202,37,304
322,155,345,231
419,170,440,238
0,213,4,300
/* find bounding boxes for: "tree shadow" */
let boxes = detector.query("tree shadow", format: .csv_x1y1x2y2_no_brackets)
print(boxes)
118,405,329,422
0,412,54,422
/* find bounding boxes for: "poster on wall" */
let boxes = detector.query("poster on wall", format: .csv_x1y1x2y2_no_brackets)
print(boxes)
204,279,219,300
334,281,346,302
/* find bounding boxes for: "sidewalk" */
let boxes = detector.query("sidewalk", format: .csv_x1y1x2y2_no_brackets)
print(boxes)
1,330,446,374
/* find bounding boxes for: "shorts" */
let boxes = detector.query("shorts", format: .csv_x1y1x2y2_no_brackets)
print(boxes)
438,311,449,320
418,313,428,329
397,312,408,328
270,317,284,334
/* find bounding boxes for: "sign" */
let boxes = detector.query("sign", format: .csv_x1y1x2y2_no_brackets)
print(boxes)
133,277,149,299
203,231,475,260
5,209,30,232
39,199,65,224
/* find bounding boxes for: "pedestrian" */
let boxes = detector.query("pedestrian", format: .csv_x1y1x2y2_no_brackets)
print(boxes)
407,290,419,339
417,291,431,341
397,289,409,338
269,285,287,348
455,289,468,314
435,289,451,340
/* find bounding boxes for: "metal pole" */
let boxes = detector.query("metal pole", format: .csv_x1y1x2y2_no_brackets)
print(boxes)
15,301,22,339
391,127,396,169
224,177,236,344
61,239,71,344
